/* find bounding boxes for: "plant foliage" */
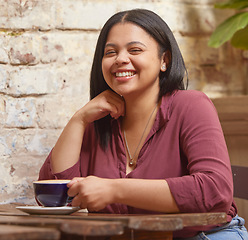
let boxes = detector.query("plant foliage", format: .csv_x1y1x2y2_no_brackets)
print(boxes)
208,0,248,50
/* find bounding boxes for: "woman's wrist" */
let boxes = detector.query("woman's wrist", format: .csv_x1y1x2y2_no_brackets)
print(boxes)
71,109,89,129
109,179,123,204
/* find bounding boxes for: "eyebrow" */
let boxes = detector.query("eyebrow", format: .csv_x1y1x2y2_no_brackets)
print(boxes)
104,41,147,49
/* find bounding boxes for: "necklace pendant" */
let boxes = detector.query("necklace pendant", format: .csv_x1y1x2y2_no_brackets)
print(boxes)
129,159,135,166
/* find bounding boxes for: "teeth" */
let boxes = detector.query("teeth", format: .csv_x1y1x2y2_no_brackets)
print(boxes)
116,71,134,77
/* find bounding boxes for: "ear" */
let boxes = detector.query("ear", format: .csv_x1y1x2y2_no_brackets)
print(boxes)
160,50,171,72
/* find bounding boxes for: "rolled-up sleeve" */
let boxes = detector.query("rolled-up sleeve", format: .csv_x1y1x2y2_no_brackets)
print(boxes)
38,149,81,180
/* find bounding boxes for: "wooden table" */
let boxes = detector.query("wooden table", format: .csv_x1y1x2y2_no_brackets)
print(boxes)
0,204,227,240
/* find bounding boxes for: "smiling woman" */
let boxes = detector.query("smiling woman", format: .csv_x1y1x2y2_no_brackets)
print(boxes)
38,9,248,240
102,22,166,102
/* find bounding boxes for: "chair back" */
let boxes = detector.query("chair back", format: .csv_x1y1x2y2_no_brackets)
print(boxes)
231,165,248,200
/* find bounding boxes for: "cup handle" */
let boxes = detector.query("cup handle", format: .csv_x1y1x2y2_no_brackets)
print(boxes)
66,196,74,206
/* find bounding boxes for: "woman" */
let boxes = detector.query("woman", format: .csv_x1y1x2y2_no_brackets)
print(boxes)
39,9,248,239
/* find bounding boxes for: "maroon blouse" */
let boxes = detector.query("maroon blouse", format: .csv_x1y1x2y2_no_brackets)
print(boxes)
39,90,237,238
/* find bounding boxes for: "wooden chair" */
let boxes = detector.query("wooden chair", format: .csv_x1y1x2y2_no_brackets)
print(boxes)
231,165,248,229
231,165,248,200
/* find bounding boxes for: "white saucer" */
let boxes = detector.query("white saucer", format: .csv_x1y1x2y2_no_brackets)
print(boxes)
16,206,80,215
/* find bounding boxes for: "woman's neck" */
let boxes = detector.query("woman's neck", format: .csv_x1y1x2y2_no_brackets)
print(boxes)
122,97,159,130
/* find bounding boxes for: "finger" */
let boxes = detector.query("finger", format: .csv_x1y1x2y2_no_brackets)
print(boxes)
71,194,87,209
67,181,82,197
107,96,125,119
67,177,84,187
103,102,120,119
80,202,87,209
97,90,125,118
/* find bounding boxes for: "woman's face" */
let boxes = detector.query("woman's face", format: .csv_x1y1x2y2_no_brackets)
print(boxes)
102,22,166,99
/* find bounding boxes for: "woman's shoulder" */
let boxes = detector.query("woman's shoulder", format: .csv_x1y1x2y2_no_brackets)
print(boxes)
163,90,214,115
169,90,212,107
174,89,209,101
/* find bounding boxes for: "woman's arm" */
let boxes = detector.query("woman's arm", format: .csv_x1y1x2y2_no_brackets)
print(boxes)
67,176,180,213
167,91,233,214
51,114,86,174
114,178,179,213
51,90,125,174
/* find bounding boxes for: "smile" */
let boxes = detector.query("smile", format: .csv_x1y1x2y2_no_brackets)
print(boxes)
115,71,135,77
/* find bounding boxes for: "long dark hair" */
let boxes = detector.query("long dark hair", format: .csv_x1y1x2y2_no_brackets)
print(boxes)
90,9,187,149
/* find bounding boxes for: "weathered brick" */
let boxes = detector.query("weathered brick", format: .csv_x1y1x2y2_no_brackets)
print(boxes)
36,96,88,129
0,128,61,159
187,63,245,98
0,65,9,92
0,155,44,204
201,64,245,95
0,96,5,112
0,96,6,127
0,32,10,64
6,30,98,65
173,0,230,4
0,0,8,18
39,31,98,64
0,129,20,157
156,3,235,34
55,0,117,30
8,66,57,96
175,34,220,65
243,51,248,59
8,33,40,65
0,49,8,64
23,129,59,155
55,62,90,97
5,97,36,128
0,136,12,157
0,0,55,30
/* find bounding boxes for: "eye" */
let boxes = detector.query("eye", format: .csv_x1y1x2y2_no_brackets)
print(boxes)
129,48,143,54
104,49,117,56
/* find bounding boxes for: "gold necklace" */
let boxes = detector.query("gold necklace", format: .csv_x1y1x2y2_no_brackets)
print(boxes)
123,103,158,167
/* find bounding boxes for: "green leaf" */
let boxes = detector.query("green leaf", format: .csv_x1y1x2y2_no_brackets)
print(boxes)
208,12,248,48
230,24,248,49
215,0,248,10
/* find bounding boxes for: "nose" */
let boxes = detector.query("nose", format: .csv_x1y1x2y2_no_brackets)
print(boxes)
115,51,130,65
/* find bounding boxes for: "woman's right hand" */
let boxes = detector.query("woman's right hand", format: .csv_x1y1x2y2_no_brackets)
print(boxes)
75,90,125,125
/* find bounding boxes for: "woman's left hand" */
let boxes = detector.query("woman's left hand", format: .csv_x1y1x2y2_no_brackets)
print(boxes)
67,176,115,211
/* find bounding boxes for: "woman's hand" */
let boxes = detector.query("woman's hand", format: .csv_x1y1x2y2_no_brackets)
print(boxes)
50,90,124,174
67,176,116,212
75,90,125,126
67,177,180,213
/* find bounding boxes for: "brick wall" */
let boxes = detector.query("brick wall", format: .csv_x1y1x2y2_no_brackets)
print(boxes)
0,0,247,204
